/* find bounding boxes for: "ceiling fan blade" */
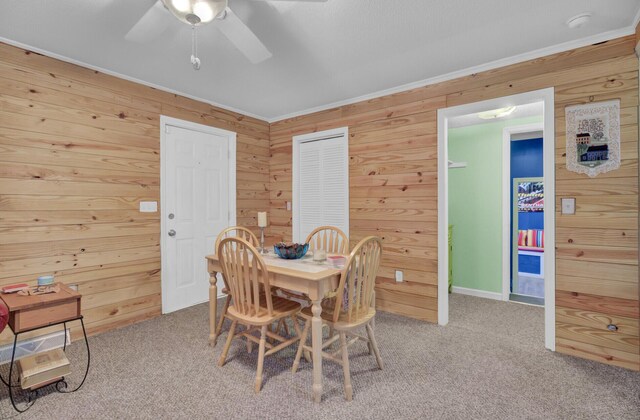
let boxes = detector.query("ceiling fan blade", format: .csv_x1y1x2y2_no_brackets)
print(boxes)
216,8,272,64
125,0,172,43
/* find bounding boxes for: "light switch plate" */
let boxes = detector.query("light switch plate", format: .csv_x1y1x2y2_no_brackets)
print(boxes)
395,270,403,282
286,201,292,211
561,198,575,215
139,201,158,212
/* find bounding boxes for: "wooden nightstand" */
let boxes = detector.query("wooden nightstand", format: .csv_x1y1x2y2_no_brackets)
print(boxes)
0,283,90,413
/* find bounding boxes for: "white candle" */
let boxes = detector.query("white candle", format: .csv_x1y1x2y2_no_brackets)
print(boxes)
257,212,267,228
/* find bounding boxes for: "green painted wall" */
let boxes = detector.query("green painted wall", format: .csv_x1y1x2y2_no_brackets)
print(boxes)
448,116,543,294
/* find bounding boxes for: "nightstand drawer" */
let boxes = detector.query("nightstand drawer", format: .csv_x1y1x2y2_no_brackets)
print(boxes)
10,299,81,333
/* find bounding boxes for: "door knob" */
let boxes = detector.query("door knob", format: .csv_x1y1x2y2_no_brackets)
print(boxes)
168,229,176,237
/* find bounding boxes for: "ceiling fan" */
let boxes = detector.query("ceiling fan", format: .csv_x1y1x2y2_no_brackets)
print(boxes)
126,0,327,70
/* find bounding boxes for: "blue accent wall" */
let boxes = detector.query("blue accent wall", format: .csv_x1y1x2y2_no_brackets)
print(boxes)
510,138,543,289
511,138,543,177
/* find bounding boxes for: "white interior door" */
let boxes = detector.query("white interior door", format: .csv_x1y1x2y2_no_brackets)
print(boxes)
162,121,234,313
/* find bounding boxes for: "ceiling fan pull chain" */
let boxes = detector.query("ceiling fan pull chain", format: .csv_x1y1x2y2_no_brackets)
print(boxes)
190,25,201,70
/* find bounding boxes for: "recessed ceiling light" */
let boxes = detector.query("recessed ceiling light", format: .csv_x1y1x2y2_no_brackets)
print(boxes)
478,106,516,120
566,12,592,29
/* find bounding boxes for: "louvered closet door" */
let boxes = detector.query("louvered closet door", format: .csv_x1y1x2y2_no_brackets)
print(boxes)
296,134,349,243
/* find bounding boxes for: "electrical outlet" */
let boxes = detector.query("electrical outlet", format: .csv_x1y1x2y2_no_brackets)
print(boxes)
69,284,79,291
395,270,403,282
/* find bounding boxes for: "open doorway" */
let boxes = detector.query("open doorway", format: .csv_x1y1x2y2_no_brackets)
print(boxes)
437,88,556,351
504,124,545,306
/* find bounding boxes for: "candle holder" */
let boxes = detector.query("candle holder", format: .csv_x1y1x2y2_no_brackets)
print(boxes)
259,227,268,254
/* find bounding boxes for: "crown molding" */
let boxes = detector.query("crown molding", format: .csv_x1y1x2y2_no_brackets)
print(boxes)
1,18,637,125
0,36,270,123
633,4,640,29
269,25,636,123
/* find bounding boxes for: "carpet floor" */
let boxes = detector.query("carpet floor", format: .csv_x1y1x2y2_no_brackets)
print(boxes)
1,294,638,419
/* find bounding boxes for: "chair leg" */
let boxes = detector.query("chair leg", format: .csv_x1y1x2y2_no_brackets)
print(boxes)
213,295,231,347
255,325,268,393
292,319,310,373
282,318,290,336
367,316,374,355
327,327,336,349
218,320,237,367
246,324,253,353
275,318,290,337
366,322,383,370
368,291,376,354
339,332,353,401
291,315,302,339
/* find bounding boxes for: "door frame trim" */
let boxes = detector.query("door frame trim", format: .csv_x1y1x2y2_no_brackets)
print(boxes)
437,88,556,351
502,123,544,301
160,115,237,314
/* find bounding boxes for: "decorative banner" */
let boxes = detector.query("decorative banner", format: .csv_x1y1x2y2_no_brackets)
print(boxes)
565,100,620,177
518,181,544,212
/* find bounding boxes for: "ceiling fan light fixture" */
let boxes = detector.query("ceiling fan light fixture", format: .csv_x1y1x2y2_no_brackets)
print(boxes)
162,0,227,26
193,2,215,23
566,12,592,29
171,0,191,13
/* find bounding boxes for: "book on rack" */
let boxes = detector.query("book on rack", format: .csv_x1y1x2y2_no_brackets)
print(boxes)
17,348,71,390
1,283,29,294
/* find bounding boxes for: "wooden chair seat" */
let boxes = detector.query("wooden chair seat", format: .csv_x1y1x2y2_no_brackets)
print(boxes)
228,295,301,326
292,236,383,401
217,236,303,393
211,226,260,347
278,226,349,309
299,305,375,330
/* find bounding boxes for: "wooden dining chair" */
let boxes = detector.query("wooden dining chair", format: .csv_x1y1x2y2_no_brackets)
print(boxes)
292,236,383,401
305,225,349,255
217,237,302,393
212,226,260,346
281,225,350,315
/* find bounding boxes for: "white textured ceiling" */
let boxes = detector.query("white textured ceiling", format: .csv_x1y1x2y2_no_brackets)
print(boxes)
0,0,639,121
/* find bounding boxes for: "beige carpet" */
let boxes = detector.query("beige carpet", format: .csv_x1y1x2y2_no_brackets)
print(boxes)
1,294,638,419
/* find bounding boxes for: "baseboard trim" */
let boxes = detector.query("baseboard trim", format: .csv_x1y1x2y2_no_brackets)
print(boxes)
452,286,503,301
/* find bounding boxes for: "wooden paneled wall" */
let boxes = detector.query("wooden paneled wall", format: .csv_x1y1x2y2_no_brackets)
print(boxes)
0,34,637,371
270,36,639,370
0,42,269,343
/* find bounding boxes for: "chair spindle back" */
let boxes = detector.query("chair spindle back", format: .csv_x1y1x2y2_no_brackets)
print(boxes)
305,226,349,255
333,236,383,324
215,226,259,254
218,237,273,318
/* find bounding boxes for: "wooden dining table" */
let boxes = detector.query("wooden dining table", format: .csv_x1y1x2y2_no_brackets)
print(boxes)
205,251,342,403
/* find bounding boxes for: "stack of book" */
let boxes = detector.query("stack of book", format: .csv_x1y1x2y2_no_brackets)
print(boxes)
17,348,71,390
